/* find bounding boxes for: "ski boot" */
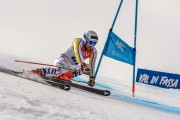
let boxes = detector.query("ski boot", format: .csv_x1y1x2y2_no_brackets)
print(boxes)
30,68,46,76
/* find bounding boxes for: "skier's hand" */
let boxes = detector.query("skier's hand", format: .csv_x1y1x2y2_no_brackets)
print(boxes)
87,76,95,87
81,63,87,69
81,63,90,75
71,69,79,77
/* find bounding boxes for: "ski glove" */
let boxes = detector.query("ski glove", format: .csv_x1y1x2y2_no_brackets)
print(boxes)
87,76,95,87
81,63,90,75
71,69,79,77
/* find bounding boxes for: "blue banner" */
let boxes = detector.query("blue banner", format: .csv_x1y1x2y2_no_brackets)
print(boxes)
136,68,180,89
103,32,134,65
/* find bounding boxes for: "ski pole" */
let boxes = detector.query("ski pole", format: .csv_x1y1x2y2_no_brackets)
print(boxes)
14,60,75,71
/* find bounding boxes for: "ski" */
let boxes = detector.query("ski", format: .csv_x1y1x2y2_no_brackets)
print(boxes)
70,82,111,96
43,76,111,96
0,67,110,96
0,67,70,91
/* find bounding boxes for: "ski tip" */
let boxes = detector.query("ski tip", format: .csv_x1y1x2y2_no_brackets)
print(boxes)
63,85,71,91
104,90,111,96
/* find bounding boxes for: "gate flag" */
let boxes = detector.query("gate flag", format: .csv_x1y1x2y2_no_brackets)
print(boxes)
103,32,134,65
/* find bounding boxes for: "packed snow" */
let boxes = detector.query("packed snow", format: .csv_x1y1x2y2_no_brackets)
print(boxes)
0,54,180,120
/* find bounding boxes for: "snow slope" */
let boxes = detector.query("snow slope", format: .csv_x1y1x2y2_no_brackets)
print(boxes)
0,72,180,120
0,54,180,120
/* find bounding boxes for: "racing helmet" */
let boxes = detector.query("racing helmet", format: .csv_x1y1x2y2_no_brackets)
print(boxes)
83,30,98,46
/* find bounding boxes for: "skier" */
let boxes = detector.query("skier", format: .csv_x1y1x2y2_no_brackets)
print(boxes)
31,30,98,87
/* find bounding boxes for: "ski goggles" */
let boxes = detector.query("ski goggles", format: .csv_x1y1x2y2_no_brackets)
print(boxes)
88,39,98,46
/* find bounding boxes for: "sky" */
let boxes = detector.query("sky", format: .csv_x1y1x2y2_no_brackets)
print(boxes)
0,0,180,81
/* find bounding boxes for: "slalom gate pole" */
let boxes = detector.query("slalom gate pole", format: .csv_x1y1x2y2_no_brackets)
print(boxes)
132,0,138,97
14,60,74,71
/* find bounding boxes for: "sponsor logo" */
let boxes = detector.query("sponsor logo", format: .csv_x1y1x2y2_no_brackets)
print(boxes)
115,40,125,52
82,52,90,57
139,74,178,88
71,57,78,65
112,50,128,62
104,91,110,96
137,69,180,89
64,85,70,90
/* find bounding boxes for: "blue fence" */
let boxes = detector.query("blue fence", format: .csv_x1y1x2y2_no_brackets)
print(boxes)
136,68,180,89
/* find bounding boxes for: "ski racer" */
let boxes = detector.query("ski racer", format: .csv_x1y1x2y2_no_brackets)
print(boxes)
31,30,98,87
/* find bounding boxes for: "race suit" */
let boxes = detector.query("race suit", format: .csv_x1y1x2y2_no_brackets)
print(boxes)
54,38,97,77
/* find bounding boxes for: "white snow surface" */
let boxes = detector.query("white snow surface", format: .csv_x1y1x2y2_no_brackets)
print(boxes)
0,54,180,120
